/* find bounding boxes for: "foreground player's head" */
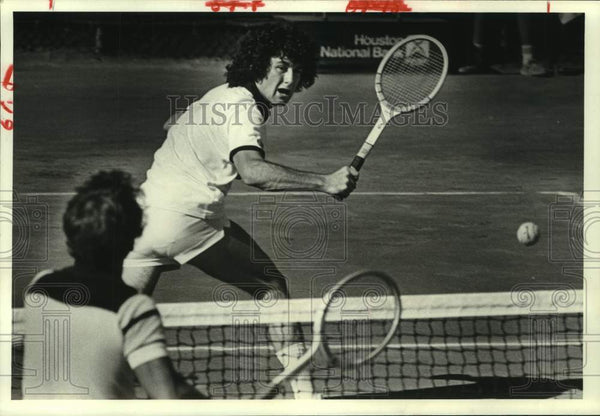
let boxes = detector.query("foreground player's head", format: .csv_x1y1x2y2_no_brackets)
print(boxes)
63,170,143,272
226,23,317,105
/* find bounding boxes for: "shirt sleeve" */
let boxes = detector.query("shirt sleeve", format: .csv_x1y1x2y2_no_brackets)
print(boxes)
227,98,266,162
118,294,168,370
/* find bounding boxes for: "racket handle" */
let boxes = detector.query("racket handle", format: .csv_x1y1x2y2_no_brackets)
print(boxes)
351,155,365,171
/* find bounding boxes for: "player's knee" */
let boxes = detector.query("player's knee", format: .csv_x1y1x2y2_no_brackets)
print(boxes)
122,266,162,295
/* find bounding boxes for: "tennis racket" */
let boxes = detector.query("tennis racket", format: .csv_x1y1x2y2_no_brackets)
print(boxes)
351,35,449,171
257,270,401,399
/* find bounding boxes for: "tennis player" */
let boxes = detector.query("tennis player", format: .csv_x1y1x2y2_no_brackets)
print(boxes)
22,171,202,399
123,23,358,399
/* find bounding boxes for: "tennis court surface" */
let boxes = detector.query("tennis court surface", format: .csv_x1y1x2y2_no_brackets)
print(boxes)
10,57,584,399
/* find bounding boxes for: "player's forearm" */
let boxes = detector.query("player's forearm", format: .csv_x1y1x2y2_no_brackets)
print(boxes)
241,160,326,192
134,358,179,399
134,357,205,399
175,372,205,399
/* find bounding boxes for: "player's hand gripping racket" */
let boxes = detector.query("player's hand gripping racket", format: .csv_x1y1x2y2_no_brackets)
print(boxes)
351,35,449,171
257,270,401,399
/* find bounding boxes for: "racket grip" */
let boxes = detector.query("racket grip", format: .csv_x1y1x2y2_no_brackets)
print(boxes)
351,156,365,171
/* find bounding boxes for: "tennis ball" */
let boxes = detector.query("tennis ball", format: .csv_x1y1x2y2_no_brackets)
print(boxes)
517,222,540,246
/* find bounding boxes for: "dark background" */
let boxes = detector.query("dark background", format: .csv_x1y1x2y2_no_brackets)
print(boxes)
14,12,584,72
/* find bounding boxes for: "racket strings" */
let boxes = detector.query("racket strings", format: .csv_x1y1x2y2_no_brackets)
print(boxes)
380,41,446,110
318,271,401,368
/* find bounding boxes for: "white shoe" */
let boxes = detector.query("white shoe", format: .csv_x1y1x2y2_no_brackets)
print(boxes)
520,61,549,77
290,377,322,400
276,343,322,399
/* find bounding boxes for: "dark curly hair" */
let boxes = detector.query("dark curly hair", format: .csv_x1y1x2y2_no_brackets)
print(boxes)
226,23,318,92
63,170,143,271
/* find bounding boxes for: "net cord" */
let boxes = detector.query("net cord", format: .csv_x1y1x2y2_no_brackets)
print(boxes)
13,289,581,330
155,289,583,328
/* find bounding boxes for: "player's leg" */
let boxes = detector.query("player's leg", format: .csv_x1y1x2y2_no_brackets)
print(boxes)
459,14,490,74
187,221,294,353
122,261,176,295
517,13,548,76
122,206,182,294
186,221,319,398
187,222,288,298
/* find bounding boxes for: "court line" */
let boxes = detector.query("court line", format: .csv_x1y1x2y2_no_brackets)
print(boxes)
20,191,580,197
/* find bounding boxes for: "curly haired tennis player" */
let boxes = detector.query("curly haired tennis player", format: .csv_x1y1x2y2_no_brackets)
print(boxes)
123,23,359,399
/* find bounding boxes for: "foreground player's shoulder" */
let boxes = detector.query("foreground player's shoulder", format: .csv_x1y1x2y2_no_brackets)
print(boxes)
27,266,137,312
118,293,160,332
22,269,54,311
24,268,65,300
118,293,168,369
29,269,54,285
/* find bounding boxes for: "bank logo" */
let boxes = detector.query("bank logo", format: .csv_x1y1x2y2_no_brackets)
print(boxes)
404,39,430,65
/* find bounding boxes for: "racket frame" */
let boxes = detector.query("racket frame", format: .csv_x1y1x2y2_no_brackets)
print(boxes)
352,35,449,170
257,270,401,399
314,269,402,366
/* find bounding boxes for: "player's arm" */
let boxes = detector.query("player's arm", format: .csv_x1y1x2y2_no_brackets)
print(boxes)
120,294,205,399
133,357,204,399
233,149,358,198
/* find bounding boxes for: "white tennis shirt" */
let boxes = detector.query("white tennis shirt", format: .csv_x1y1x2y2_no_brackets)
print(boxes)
22,267,168,399
141,84,268,218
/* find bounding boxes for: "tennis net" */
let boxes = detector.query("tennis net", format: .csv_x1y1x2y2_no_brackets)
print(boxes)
157,288,583,399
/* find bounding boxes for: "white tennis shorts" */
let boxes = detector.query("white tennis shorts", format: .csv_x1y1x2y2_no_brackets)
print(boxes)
123,206,229,268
